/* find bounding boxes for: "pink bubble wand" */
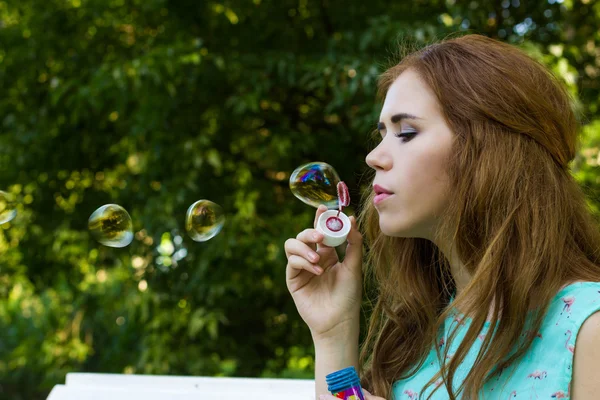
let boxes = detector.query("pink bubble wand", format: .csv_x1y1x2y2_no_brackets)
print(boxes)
326,182,350,232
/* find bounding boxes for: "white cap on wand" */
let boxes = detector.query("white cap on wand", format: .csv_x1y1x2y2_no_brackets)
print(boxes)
316,210,351,247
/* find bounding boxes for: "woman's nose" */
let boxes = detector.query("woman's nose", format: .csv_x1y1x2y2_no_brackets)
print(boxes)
365,144,391,171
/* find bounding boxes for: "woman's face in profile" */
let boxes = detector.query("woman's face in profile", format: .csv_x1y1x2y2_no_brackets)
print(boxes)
366,68,454,240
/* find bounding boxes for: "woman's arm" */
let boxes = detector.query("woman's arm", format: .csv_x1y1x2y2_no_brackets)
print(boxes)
571,311,600,399
313,323,360,400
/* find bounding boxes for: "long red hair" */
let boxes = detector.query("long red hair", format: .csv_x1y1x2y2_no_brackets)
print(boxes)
357,34,600,399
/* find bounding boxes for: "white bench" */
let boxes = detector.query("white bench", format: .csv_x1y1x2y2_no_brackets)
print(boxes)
47,373,316,400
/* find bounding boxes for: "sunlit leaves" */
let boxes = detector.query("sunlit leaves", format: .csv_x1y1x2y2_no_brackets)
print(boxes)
2,0,600,399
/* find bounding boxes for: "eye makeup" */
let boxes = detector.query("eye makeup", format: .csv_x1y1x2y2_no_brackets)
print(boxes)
394,130,418,143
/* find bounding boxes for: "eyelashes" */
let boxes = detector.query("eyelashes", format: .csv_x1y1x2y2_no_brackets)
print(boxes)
394,131,418,143
372,130,418,144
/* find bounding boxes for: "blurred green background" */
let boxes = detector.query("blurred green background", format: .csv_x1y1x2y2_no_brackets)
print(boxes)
2,0,600,399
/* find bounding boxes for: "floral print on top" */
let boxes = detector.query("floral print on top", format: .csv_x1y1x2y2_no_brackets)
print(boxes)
391,281,600,399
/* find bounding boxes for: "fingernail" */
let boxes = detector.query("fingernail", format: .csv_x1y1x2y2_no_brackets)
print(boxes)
314,266,323,274
308,252,318,261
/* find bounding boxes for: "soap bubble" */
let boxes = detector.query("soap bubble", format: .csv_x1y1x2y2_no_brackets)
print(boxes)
185,200,225,242
0,191,16,224
88,204,134,248
289,162,341,209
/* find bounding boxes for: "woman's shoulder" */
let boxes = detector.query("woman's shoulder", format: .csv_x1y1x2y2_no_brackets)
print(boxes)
551,280,600,304
542,280,600,333
517,281,600,398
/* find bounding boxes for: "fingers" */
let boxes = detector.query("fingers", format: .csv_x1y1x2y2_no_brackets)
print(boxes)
284,204,340,282
342,215,364,273
313,204,328,229
284,232,325,279
284,229,323,257
347,215,363,245
286,254,323,278
295,228,324,249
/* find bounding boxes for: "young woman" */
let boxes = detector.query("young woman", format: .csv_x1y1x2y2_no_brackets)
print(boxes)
284,34,600,399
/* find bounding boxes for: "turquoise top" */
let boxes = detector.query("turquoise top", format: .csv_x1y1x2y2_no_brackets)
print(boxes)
392,281,600,399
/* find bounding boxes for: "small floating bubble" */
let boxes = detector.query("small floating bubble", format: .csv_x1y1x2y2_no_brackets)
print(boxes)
185,200,225,242
88,204,134,248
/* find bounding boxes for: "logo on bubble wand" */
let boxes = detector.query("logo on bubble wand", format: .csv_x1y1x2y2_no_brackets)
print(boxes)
326,182,350,232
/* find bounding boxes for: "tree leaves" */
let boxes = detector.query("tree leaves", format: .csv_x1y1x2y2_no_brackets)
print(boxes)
1,1,600,399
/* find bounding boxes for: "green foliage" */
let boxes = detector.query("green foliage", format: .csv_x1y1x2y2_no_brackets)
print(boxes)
1,0,600,399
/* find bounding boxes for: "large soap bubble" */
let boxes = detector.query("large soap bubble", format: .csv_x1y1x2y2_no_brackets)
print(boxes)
185,200,225,242
289,162,341,209
88,204,134,248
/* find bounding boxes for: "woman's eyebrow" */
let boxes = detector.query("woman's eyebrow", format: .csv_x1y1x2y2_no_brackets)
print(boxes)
377,113,422,130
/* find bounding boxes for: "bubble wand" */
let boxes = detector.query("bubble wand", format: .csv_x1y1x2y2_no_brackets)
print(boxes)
326,182,350,232
317,181,352,247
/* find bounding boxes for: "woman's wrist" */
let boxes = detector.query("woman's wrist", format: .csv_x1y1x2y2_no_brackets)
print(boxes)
312,320,360,358
311,318,360,347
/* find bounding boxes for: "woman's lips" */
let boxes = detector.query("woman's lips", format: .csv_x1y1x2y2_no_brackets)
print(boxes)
374,193,393,205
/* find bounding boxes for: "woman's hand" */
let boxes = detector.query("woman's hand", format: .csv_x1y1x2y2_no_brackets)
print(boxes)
319,388,387,400
284,204,364,341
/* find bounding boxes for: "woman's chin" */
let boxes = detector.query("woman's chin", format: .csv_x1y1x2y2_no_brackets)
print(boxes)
380,220,421,239
379,221,401,236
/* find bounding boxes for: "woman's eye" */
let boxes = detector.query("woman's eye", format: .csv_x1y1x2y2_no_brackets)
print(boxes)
394,131,418,142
